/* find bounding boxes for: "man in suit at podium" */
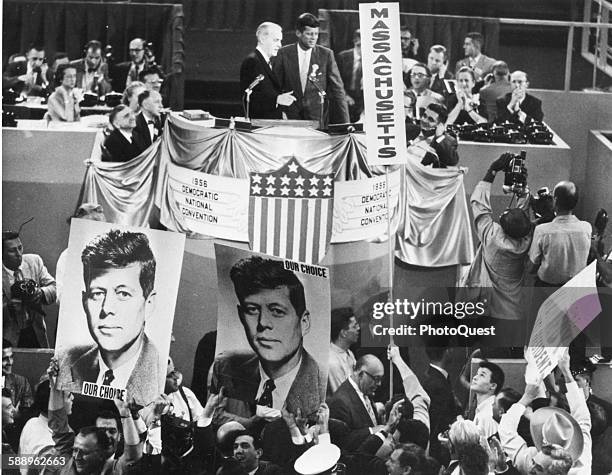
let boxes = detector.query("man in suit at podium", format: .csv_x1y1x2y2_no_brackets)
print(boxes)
240,22,297,120
273,13,349,126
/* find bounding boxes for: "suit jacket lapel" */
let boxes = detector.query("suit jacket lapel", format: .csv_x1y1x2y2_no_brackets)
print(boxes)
2,267,12,300
255,50,280,89
287,45,303,99
72,346,99,385
285,352,321,417
348,381,376,426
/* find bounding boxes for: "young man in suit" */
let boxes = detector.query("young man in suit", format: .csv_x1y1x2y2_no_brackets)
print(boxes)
133,89,165,150
240,22,296,120
211,256,326,428
336,29,363,122
2,45,51,97
273,13,349,126
102,105,142,162
455,32,496,81
56,229,162,406
427,45,454,98
69,40,112,95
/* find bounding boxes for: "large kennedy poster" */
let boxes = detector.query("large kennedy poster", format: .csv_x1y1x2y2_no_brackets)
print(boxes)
211,244,331,422
54,219,185,405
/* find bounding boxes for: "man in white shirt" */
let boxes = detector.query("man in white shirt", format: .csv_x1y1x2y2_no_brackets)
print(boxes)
19,380,55,474
56,229,161,406
470,361,505,438
327,307,359,395
499,351,591,474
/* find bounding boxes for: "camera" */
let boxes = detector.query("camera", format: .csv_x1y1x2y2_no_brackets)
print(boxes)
11,279,39,303
502,150,527,194
531,187,555,224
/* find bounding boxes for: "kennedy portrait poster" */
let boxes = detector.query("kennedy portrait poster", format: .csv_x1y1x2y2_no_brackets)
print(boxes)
211,244,331,423
54,219,185,405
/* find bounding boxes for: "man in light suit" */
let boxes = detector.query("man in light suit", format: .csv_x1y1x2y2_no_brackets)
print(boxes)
56,229,161,406
211,256,326,428
69,40,112,95
455,32,496,81
273,13,349,127
240,22,296,120
2,231,56,348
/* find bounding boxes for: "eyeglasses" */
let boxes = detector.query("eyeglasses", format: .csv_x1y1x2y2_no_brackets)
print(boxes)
410,73,429,78
362,370,383,384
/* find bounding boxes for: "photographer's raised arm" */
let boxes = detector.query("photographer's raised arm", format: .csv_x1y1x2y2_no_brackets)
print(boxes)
470,153,514,242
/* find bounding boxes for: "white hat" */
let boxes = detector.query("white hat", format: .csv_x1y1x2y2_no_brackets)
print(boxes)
294,443,341,475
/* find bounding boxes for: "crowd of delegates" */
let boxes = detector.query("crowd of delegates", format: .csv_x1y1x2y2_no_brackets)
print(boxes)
2,39,168,162
3,327,612,474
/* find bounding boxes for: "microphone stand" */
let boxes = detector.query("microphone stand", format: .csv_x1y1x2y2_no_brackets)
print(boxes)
308,76,326,129
245,88,253,122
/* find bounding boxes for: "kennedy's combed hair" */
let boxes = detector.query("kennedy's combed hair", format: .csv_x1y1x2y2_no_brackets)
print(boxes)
230,256,306,316
81,229,156,298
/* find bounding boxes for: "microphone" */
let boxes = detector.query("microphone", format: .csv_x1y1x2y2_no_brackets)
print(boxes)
245,74,264,92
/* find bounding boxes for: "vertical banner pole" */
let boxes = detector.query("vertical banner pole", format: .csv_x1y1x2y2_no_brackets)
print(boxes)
359,1,406,401
386,165,394,399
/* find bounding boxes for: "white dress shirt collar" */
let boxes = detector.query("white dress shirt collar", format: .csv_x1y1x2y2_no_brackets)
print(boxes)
96,338,143,389
119,129,133,143
256,354,302,410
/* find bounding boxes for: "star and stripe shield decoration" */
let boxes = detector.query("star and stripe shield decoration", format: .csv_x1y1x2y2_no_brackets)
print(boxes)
248,158,334,264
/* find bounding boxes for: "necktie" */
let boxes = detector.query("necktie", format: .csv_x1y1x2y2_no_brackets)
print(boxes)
300,53,309,93
257,379,275,407
13,269,23,282
102,369,115,386
364,395,377,425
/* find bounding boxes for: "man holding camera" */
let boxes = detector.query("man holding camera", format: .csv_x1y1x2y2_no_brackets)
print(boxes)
2,231,56,348
462,154,532,333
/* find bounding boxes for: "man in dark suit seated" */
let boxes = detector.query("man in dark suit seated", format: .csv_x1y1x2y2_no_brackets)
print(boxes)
56,229,162,406
2,44,51,97
211,256,326,429
496,70,544,124
273,13,349,126
327,354,385,449
133,89,166,150
240,22,297,120
69,40,112,96
336,29,363,122
110,38,153,93
427,45,454,98
102,105,143,162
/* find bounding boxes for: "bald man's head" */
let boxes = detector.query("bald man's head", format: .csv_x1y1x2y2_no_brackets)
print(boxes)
553,181,579,213
354,354,384,397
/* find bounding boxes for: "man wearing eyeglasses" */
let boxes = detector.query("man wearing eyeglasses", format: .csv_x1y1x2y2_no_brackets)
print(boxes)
327,354,385,445
410,103,459,169
403,63,444,121
111,38,153,93
210,256,326,428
